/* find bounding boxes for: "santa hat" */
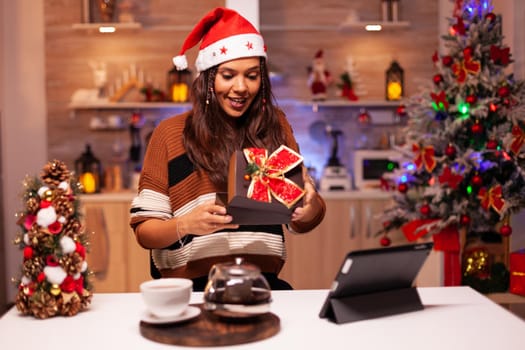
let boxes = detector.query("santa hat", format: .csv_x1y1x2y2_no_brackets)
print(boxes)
314,50,324,59
173,7,267,72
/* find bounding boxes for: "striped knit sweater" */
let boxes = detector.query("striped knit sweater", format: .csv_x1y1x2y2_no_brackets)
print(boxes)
130,111,325,279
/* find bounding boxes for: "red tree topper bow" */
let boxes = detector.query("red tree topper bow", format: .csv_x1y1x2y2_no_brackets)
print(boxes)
478,185,505,214
413,144,436,172
452,47,481,83
490,45,510,66
511,124,525,154
244,145,305,208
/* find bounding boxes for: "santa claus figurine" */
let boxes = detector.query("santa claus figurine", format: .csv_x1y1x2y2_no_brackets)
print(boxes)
307,50,333,101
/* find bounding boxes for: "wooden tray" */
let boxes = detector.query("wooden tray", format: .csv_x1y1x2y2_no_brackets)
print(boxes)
139,304,280,347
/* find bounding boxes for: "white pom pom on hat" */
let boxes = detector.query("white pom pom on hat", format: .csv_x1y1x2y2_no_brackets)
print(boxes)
173,7,267,72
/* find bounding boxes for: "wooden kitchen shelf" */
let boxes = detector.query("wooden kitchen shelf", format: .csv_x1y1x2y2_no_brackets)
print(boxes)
69,101,191,110
72,22,142,32
339,21,411,32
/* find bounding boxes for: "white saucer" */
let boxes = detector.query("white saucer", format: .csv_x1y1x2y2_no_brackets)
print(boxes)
140,306,201,324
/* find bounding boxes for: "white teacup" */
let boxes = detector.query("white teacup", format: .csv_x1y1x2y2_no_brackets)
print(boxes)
140,278,193,318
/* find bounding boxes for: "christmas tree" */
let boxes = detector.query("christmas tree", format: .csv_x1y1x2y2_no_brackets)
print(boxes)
13,160,93,318
379,0,525,292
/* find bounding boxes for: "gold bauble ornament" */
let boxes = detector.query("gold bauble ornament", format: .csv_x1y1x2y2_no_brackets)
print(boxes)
50,284,61,296
42,189,54,201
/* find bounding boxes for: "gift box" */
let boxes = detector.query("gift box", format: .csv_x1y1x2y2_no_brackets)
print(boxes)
220,146,305,225
509,250,525,296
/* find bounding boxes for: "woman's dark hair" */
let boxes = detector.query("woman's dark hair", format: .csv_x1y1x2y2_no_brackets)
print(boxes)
183,57,287,187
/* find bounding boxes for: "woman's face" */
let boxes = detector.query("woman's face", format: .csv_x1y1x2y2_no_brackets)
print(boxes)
214,57,261,118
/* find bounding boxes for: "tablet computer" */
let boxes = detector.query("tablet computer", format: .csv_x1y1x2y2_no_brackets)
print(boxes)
319,242,433,323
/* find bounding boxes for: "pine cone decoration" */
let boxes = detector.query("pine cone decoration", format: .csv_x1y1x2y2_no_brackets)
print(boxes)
61,252,84,275
15,291,32,316
30,291,59,319
41,160,70,186
27,225,48,247
22,257,44,279
25,197,40,214
53,194,74,219
63,217,82,237
59,292,82,316
80,290,93,309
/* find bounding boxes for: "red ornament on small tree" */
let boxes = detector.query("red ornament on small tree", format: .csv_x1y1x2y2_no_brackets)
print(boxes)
460,214,471,226
500,224,512,236
445,144,457,158
380,236,392,247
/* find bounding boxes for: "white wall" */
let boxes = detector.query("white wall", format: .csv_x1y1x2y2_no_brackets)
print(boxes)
1,0,47,303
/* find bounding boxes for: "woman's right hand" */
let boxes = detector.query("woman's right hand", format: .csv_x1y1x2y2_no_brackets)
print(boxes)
177,200,239,236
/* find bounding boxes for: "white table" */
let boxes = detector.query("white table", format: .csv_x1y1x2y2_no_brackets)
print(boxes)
1,287,524,349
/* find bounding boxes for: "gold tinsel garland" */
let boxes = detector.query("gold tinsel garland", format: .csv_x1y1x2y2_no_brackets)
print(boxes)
13,159,93,319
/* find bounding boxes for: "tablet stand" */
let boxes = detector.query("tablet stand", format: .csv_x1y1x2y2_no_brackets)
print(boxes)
321,287,424,324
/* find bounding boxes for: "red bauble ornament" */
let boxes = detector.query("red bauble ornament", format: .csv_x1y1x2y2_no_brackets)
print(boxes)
471,122,483,134
500,224,512,236
442,56,453,67
486,139,498,150
358,109,372,126
433,74,444,85
498,86,510,98
463,46,474,57
460,214,471,226
23,246,33,260
420,204,431,216
396,105,407,117
503,99,511,107
471,174,483,187
465,95,477,104
445,144,456,157
380,236,392,247
485,13,496,22
398,183,408,193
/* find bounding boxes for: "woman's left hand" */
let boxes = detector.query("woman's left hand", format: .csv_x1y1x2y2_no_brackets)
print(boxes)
291,176,319,223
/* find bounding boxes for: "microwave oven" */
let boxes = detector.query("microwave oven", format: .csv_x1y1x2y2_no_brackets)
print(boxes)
353,149,400,190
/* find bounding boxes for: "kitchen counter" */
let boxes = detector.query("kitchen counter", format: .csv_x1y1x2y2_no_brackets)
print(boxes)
80,189,394,203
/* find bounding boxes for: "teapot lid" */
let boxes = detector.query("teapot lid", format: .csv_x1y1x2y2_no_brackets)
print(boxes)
216,257,260,278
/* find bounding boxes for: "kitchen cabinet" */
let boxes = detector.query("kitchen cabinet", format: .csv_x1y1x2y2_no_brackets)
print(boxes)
280,198,361,289
81,195,150,292
280,193,441,289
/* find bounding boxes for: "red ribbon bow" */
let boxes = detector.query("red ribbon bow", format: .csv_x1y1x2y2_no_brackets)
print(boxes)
413,144,436,172
490,45,510,66
244,145,305,208
478,185,505,214
511,125,524,154
452,48,481,83
438,166,463,190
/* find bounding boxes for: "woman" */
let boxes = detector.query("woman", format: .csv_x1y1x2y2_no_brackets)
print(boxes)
130,7,326,291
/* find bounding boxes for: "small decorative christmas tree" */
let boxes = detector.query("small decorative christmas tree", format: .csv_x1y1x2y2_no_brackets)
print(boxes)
379,0,525,292
13,160,93,318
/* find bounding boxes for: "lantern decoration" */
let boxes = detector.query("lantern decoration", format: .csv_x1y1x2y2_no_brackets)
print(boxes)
75,144,102,194
167,66,192,103
385,60,404,101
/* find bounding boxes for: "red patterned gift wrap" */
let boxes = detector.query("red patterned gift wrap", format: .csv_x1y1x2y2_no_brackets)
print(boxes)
221,145,305,225
509,250,525,296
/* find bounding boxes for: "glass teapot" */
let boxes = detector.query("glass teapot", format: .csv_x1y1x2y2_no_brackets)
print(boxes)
203,257,272,317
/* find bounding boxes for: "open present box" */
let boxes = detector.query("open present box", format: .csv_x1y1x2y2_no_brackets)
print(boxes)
217,146,305,225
